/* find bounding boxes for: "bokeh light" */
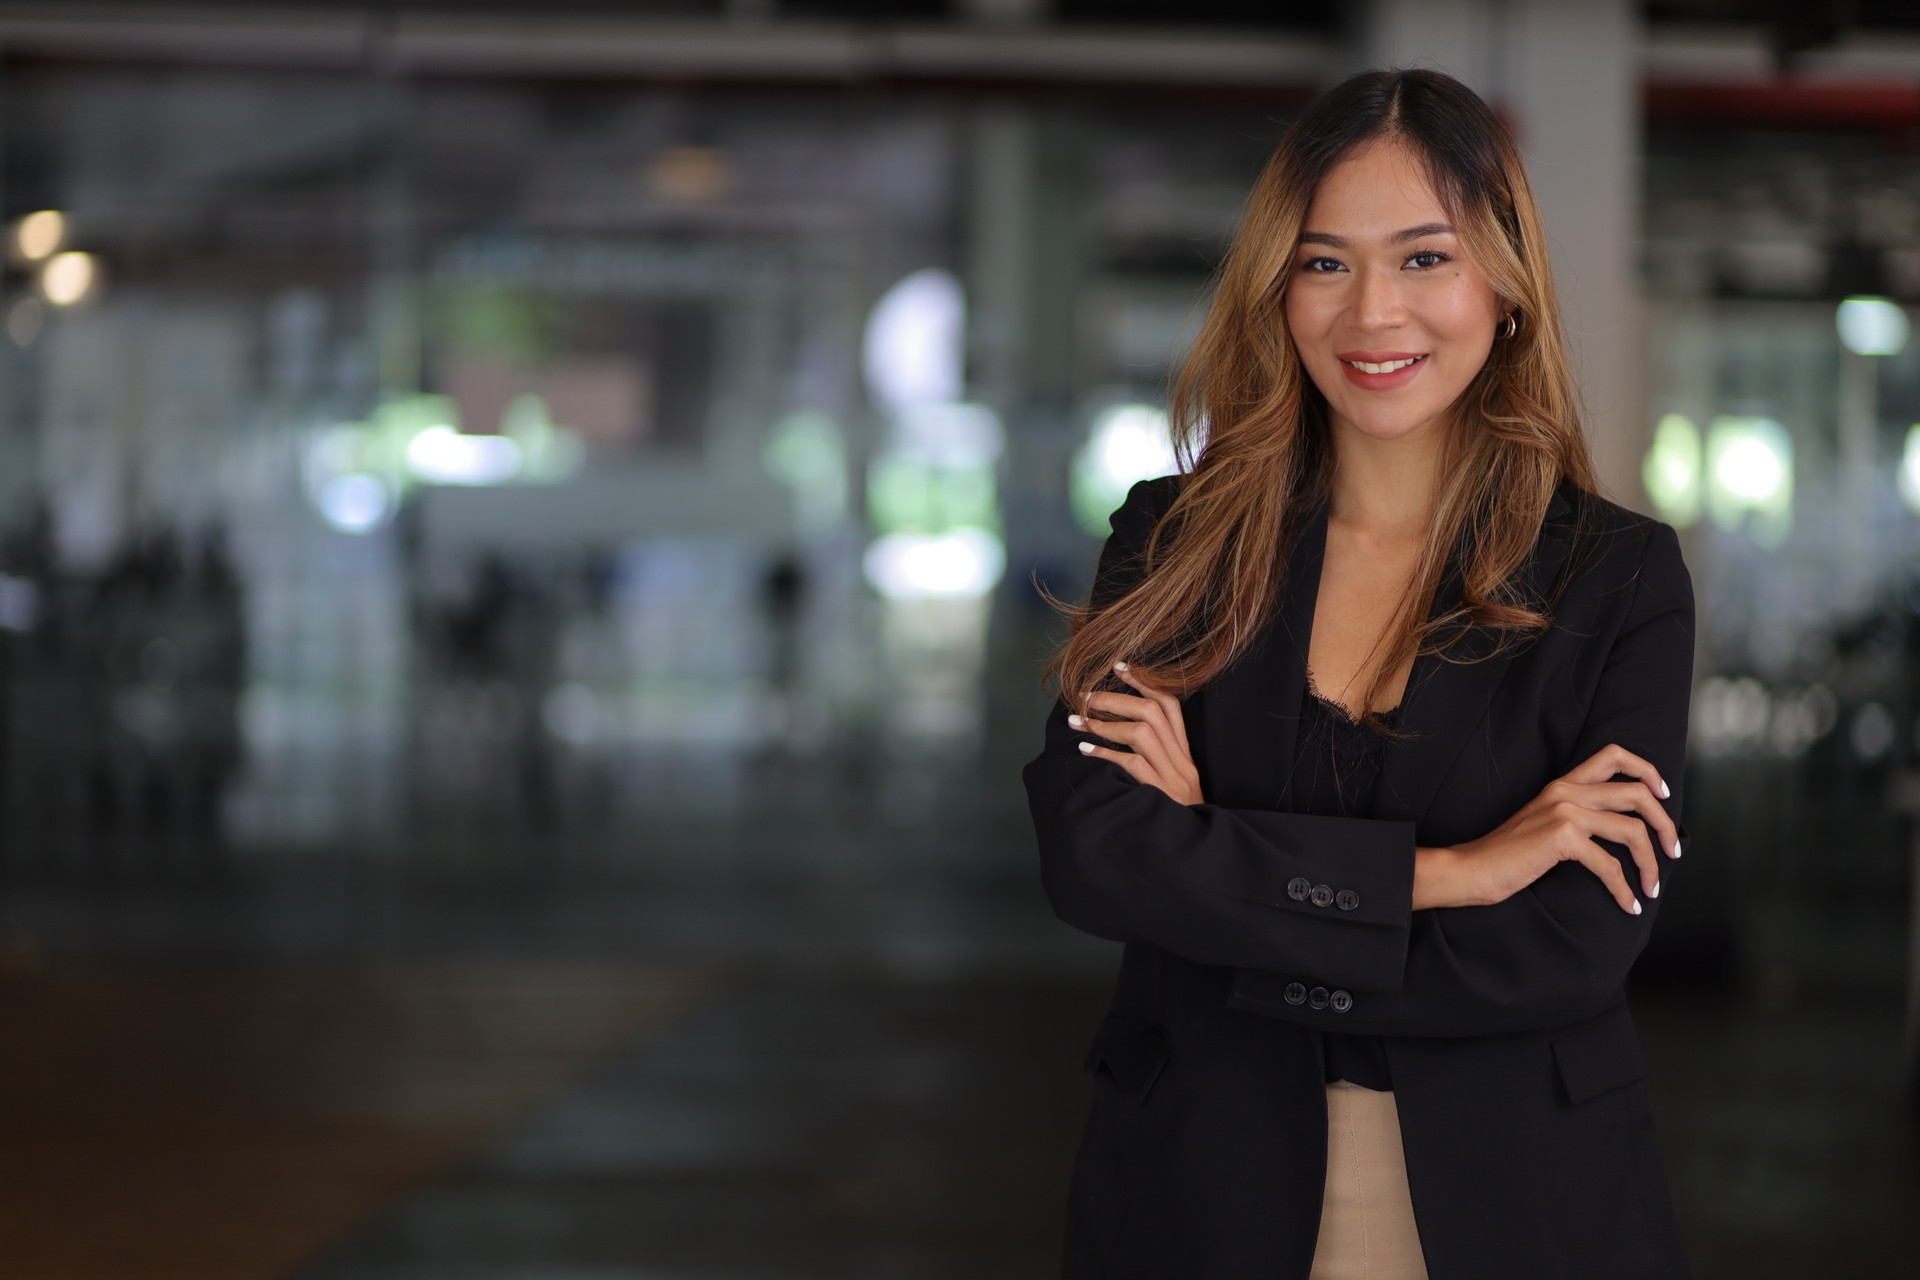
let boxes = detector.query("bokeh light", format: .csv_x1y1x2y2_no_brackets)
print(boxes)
15,209,65,261
1643,412,1703,527
862,528,1006,600
1704,415,1793,545
1836,296,1909,357
39,251,99,306
1071,402,1179,536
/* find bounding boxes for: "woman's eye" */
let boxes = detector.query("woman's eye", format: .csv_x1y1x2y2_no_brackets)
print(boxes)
1301,257,1344,273
1407,250,1451,270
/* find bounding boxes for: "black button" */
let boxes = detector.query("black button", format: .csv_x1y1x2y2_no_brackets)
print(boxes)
1330,989,1353,1013
1308,986,1330,1009
1310,884,1334,908
1335,889,1359,911
1287,877,1311,902
1283,982,1307,1005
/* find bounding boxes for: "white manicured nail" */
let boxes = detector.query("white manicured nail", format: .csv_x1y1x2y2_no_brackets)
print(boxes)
1068,714,1084,727
1649,881,1660,898
1078,741,1095,754
1629,899,1642,915
1659,779,1671,799
1671,839,1683,858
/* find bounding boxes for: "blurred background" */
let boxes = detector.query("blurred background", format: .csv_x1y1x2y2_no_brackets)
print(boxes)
0,0,1917,1276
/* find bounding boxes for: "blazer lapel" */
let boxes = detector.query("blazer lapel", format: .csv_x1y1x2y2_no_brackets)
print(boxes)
1195,489,1328,811
1198,484,1575,823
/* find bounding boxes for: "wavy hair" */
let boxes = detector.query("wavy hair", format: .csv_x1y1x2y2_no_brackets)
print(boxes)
1041,67,1604,738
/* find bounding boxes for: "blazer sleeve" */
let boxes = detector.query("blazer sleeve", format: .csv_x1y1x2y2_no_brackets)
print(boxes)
1022,477,1422,994
1227,519,1697,1036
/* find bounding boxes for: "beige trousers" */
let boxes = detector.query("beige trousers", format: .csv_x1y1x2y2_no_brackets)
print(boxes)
1307,1081,1432,1280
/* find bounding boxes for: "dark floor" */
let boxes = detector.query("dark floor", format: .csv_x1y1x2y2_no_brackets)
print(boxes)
300,970,1108,1280
285,964,1920,1280
3,798,1918,1277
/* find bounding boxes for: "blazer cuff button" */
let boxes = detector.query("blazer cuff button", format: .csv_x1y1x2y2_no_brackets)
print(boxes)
1335,889,1359,911
1308,986,1330,1009
1287,877,1312,902
1309,884,1334,908
1283,981,1308,1005
1330,990,1353,1013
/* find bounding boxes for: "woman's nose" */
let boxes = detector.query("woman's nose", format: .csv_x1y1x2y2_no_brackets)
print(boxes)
1353,266,1407,329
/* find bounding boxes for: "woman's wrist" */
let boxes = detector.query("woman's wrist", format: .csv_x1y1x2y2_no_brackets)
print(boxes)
1413,844,1484,910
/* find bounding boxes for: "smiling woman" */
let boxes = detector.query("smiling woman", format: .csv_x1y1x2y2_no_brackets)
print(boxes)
1025,68,1695,1280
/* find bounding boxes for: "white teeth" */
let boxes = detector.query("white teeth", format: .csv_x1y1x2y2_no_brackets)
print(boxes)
1346,356,1422,374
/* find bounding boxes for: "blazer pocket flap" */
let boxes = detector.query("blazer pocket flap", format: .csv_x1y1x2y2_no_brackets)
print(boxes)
1550,1002,1647,1105
1083,1012,1172,1104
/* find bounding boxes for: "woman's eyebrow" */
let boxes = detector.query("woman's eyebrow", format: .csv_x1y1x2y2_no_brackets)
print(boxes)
1298,223,1455,249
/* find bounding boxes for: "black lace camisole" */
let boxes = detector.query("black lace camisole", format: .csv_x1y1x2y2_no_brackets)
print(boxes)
1294,666,1399,1091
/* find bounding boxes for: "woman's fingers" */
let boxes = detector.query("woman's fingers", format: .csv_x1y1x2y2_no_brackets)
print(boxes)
1547,782,1667,896
1072,711,1178,785
1076,739,1160,789
1071,666,1202,805
1567,743,1672,809
1471,746,1682,914
1076,728,1200,805
1113,661,1190,753
1582,807,1662,901
1562,834,1644,915
1080,689,1157,725
1582,780,1683,862
1080,688,1180,768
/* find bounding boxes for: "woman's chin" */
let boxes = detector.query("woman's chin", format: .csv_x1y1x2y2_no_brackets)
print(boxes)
1335,406,1450,443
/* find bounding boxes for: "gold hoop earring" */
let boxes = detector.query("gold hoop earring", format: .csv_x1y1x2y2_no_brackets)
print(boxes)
1500,313,1518,339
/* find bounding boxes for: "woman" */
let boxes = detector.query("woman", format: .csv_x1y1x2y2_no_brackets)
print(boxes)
1022,68,1694,1279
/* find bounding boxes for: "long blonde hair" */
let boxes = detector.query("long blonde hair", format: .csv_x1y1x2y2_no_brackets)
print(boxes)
1042,68,1603,736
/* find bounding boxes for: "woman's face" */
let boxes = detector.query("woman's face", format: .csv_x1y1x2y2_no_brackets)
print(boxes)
1283,137,1505,447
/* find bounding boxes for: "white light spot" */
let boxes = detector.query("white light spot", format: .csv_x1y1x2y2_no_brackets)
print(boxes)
405,425,523,486
863,529,1005,600
1837,296,1909,356
318,474,391,534
863,268,964,419
40,251,98,307
1713,432,1787,503
15,210,64,261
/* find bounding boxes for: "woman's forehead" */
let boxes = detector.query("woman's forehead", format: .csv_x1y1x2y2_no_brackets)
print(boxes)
1302,140,1451,240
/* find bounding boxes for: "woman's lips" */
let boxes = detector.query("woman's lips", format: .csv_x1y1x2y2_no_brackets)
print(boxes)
1336,351,1428,390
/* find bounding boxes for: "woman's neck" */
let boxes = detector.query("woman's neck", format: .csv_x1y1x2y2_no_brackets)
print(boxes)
1325,417,1446,539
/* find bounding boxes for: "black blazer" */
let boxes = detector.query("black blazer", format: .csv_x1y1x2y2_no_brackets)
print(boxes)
1023,473,1696,1280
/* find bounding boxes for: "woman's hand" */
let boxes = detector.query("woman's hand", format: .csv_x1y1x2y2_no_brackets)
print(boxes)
1450,743,1683,915
1068,661,1204,806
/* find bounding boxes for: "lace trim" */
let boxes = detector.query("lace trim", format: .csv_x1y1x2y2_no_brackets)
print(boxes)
1304,663,1401,729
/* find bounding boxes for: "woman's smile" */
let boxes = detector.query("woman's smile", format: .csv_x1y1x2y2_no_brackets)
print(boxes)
1337,350,1430,389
